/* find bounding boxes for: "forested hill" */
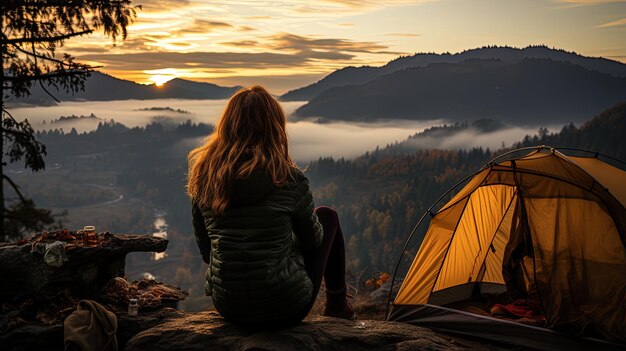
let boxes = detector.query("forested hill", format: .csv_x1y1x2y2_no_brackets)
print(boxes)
295,58,626,125
306,102,626,271
514,102,626,160
281,45,626,102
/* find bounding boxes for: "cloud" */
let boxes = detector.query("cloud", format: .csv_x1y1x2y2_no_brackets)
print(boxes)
554,0,626,8
271,33,399,54
180,20,233,33
95,35,162,51
134,0,191,11
78,51,314,71
596,17,626,27
292,0,433,14
222,33,401,56
69,21,404,88
62,46,111,54
324,0,435,7
158,0,435,17
75,30,403,90
385,33,421,37
238,25,256,32
78,31,402,72
128,0,435,20
223,40,259,47
62,0,428,90
245,15,272,20
556,0,625,4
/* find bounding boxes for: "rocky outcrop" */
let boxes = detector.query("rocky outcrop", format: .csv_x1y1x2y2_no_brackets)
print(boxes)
0,232,168,301
1,307,183,351
0,232,176,351
125,310,464,351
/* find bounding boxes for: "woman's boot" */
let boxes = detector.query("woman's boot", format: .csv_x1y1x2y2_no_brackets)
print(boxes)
322,286,356,321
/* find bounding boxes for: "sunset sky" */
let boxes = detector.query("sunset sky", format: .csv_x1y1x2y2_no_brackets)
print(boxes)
66,0,626,93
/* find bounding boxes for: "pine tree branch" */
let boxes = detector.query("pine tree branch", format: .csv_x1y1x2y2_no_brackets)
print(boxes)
2,175,28,204
3,212,23,220
3,129,34,138
38,80,62,103
30,41,62,103
4,70,93,82
4,30,93,44
2,0,132,11
12,44,75,67
1,109,18,122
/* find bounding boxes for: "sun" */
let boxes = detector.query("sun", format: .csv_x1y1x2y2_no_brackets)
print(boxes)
149,74,176,87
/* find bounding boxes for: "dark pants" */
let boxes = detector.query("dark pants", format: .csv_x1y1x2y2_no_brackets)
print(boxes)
235,206,346,329
272,206,347,327
304,206,347,296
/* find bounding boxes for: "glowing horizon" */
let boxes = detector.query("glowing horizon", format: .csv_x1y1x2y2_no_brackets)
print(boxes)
64,0,626,93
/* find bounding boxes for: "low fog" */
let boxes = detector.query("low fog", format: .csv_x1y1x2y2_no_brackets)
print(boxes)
402,126,560,153
9,99,557,162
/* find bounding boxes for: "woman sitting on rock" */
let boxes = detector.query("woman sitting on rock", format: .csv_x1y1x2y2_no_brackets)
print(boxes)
186,86,355,328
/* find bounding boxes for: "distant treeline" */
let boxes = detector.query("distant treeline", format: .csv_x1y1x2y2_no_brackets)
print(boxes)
37,119,212,160
512,102,626,158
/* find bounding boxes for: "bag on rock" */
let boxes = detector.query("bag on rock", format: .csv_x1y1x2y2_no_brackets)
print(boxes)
64,300,118,351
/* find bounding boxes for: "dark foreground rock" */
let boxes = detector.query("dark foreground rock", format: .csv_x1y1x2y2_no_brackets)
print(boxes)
0,233,168,301
0,307,183,351
0,232,180,351
125,310,463,351
2,307,518,351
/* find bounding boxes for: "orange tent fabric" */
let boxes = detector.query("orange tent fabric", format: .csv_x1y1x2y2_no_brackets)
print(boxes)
393,148,626,343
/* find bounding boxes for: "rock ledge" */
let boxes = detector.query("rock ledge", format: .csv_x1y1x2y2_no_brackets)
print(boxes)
125,310,463,351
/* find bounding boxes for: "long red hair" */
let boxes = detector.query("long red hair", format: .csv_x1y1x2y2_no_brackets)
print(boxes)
187,86,296,214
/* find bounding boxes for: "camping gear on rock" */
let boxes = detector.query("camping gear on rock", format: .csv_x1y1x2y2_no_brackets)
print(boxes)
83,226,98,247
30,240,69,267
102,277,188,309
388,146,626,350
127,299,139,317
64,299,118,351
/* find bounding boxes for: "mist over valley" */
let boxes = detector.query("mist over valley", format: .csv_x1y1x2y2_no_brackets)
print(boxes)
9,98,550,163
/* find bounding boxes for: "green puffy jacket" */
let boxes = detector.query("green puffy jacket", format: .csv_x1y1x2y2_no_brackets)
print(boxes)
192,168,323,323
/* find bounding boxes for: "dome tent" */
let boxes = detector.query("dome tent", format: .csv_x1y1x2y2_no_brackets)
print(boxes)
387,146,626,350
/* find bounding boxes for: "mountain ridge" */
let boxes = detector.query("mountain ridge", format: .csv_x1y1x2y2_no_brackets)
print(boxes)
281,45,626,102
7,71,241,105
294,58,626,124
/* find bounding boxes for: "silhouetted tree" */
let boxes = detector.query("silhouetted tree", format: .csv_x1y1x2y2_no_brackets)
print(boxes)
1,0,138,240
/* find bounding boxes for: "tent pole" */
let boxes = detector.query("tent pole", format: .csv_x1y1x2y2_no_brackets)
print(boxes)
485,146,626,170
385,169,483,319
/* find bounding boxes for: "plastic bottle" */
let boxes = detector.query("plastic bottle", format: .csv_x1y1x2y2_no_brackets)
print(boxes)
128,298,139,317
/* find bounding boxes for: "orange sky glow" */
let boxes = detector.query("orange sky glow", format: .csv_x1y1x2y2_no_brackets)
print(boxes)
65,0,626,93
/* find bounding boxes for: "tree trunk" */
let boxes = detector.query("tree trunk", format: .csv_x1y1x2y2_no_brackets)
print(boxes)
1,1,6,240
